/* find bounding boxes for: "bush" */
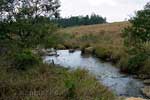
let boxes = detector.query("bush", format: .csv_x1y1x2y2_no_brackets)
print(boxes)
13,50,41,70
125,53,148,74
118,55,130,73
64,78,76,99
94,46,111,60
122,2,150,75
56,44,66,49
81,43,91,53
45,34,61,48
139,58,150,76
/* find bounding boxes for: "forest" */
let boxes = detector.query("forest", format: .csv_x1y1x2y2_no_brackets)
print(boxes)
51,14,107,27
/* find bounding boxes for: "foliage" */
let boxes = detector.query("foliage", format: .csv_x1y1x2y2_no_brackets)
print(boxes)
126,53,148,73
94,46,111,60
0,18,57,48
123,2,150,74
52,14,107,27
141,58,150,75
64,76,76,99
123,2,150,52
0,0,60,49
13,49,41,70
0,0,60,70
45,33,63,48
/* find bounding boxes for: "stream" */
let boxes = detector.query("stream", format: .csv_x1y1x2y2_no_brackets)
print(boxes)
43,50,144,98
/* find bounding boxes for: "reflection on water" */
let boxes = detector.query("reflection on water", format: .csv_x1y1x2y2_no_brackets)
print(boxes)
43,50,144,97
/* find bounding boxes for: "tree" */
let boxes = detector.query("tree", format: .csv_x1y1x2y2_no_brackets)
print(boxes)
51,14,106,27
0,0,60,49
123,2,150,73
123,2,150,53
0,0,60,69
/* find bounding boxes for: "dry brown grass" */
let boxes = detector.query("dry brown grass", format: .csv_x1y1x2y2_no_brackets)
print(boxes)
60,21,130,46
60,21,129,34
0,63,115,100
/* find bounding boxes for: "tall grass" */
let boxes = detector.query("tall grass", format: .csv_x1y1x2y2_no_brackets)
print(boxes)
0,63,115,100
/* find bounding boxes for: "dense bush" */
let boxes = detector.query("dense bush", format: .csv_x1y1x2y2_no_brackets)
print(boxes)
140,58,150,75
94,46,111,60
45,34,61,48
13,50,41,70
126,53,148,74
123,2,150,75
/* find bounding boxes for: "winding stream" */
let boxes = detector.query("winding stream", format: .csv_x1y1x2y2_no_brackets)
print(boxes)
43,50,144,98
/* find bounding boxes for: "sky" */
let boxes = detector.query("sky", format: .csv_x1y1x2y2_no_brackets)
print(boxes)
60,0,149,22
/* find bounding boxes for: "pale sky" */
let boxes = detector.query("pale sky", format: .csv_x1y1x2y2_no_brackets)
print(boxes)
60,0,149,22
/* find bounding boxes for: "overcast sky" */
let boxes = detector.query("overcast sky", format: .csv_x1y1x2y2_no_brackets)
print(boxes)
60,0,149,22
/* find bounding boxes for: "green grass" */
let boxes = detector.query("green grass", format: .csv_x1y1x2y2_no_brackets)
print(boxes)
0,63,115,100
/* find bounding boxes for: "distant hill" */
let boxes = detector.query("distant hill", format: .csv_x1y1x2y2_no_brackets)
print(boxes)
60,21,130,35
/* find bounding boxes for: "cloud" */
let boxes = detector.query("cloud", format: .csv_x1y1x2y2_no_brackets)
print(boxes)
60,0,149,22
88,0,117,6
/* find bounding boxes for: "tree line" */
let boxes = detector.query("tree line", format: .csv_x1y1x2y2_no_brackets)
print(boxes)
52,14,107,27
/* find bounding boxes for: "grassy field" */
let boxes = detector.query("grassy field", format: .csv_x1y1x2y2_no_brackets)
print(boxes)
61,21,129,34
58,21,129,62
59,21,129,48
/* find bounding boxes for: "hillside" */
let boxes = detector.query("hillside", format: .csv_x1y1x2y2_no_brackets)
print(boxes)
60,21,130,34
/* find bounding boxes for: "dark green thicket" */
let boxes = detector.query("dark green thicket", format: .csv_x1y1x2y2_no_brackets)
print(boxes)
12,49,41,70
52,14,107,27
0,0,60,70
126,53,148,74
123,2,150,75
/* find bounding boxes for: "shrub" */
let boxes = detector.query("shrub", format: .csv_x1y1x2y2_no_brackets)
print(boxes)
64,78,76,99
94,46,111,60
13,50,41,70
56,44,66,49
118,55,130,73
45,33,61,48
139,58,150,76
125,53,148,74
63,41,79,49
81,43,91,53
122,2,150,74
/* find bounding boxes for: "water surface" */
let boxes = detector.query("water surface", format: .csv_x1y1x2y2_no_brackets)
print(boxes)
43,50,144,97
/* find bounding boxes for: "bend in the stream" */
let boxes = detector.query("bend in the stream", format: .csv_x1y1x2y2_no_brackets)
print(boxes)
43,50,144,98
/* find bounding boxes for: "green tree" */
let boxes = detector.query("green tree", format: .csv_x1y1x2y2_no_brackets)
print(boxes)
0,0,60,69
123,2,150,73
0,0,60,49
124,2,150,52
52,14,106,27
